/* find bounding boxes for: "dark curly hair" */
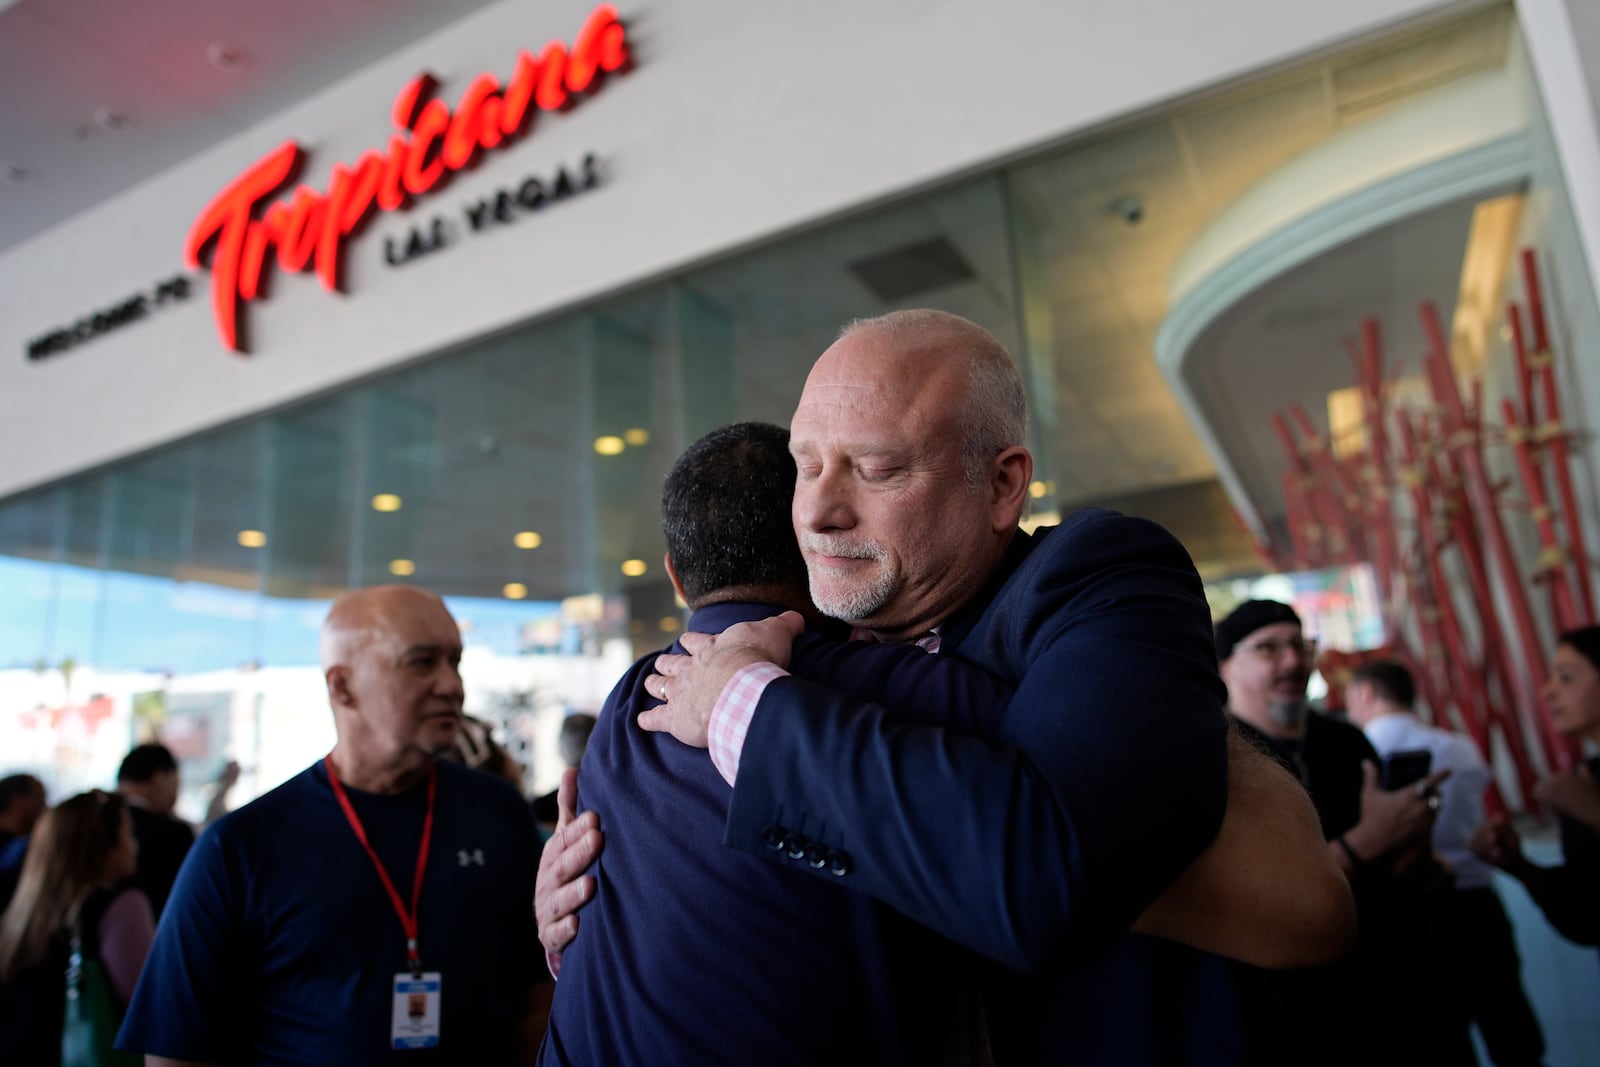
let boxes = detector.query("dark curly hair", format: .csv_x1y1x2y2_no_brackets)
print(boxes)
662,422,807,607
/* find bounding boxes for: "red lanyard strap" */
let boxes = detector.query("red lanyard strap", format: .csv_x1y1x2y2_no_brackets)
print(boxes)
324,754,437,975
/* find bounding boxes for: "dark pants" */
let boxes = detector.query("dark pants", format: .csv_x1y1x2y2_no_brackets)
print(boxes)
1357,874,1448,1067
1427,886,1546,1067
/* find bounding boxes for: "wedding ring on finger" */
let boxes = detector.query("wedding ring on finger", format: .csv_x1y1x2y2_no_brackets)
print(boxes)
1426,794,1441,812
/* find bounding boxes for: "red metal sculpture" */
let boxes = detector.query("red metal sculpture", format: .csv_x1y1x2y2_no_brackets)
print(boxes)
1260,247,1593,806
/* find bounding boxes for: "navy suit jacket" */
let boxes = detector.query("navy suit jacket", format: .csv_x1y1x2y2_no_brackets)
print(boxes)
540,600,1016,1066
726,509,1242,1064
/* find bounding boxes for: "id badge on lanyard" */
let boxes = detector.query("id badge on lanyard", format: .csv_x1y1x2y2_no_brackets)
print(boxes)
392,972,443,1048
325,755,443,1051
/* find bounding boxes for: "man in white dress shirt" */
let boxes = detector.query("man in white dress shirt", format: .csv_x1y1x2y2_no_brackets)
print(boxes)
1346,661,1546,1067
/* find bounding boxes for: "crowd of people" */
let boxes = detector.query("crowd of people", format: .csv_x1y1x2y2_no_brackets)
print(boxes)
0,744,241,1065
0,308,1595,1065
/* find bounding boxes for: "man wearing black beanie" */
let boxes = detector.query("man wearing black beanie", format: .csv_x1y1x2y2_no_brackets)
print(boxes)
1216,599,1449,1067
1216,600,1444,868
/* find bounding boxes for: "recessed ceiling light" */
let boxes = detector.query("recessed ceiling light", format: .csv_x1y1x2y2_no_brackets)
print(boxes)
624,428,650,446
389,559,416,576
237,529,267,548
503,582,528,600
371,493,402,512
659,616,680,632
1029,481,1048,499
513,531,542,550
594,435,625,456
621,559,647,577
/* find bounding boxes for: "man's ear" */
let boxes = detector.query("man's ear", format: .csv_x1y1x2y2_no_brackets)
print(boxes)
990,445,1034,533
326,665,354,710
664,552,688,604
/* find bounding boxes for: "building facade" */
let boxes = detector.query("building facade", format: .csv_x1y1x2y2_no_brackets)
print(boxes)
0,0,1596,835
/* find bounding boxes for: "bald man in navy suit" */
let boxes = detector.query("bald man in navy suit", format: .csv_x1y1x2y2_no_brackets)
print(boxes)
543,313,1355,1064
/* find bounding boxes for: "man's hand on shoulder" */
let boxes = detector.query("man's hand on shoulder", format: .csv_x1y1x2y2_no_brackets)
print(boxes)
536,768,601,974
639,612,804,748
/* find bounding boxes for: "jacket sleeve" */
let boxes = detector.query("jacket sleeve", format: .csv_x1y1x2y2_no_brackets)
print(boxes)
788,635,1014,740
723,512,1228,973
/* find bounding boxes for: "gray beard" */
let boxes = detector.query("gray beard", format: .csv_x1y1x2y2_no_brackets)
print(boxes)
808,565,895,624
1268,697,1309,731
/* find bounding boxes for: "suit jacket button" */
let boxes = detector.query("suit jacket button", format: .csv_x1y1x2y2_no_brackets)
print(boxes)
827,850,852,876
805,844,827,869
784,834,808,860
762,824,785,850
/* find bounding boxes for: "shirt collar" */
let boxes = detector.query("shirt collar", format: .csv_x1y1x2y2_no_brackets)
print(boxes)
1362,711,1419,746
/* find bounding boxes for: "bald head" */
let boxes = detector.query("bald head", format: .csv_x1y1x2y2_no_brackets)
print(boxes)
836,310,1028,487
789,309,1033,638
321,586,466,790
321,585,454,671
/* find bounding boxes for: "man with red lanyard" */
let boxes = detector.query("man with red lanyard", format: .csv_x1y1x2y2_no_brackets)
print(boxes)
117,585,544,1065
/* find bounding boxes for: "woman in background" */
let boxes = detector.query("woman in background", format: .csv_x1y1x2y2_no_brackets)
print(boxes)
0,789,155,1066
1471,625,1600,951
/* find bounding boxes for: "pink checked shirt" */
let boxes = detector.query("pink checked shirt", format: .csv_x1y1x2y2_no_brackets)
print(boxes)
708,628,942,786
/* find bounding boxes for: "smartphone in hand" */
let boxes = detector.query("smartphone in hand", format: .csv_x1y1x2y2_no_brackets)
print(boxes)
1381,749,1433,791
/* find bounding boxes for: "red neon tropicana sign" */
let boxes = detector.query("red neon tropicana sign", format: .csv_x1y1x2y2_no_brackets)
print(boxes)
186,4,629,352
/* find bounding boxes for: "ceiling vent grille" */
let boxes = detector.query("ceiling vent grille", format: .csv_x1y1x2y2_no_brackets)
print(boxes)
848,237,976,303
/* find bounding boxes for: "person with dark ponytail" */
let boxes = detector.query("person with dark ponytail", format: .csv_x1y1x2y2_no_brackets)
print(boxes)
0,790,153,1067
1471,626,1600,950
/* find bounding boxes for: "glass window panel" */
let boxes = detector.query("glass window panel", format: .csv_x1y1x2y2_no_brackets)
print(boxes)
0,490,61,667
265,396,355,599
53,479,106,669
